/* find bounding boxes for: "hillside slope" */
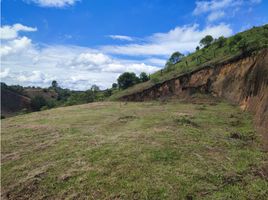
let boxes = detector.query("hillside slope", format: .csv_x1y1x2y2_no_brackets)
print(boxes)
1,88,32,117
1,100,267,199
119,49,268,149
1,85,58,117
112,24,268,100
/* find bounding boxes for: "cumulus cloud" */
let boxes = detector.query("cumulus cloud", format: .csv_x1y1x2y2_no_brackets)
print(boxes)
0,23,37,40
0,22,233,90
1,36,33,56
17,71,51,84
0,68,10,79
193,0,237,15
108,35,134,41
1,23,159,90
207,11,225,22
74,53,111,66
193,0,262,22
26,0,80,7
102,24,233,56
2,45,159,89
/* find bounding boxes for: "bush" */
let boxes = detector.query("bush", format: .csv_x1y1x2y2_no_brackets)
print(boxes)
103,89,112,97
139,72,150,82
229,34,242,48
65,91,95,106
31,96,47,111
151,77,160,84
217,36,226,48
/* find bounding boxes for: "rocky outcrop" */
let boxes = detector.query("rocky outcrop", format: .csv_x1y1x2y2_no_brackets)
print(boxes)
120,49,268,148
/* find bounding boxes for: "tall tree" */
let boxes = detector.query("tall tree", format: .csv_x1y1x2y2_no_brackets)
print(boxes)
217,36,226,48
112,83,118,89
51,80,58,88
139,72,150,82
91,84,100,92
168,51,184,64
200,35,214,47
117,72,140,90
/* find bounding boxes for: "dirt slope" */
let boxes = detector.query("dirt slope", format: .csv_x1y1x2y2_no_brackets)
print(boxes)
1,89,31,117
120,49,268,148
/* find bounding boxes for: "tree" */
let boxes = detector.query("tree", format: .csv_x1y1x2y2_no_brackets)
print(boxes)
237,38,248,53
112,83,118,89
31,95,47,111
229,34,242,48
165,60,173,71
217,36,226,48
196,46,200,51
168,51,184,64
91,84,100,92
51,80,58,88
117,72,140,90
139,72,149,82
237,39,259,54
56,88,71,101
103,89,112,97
66,90,95,106
200,35,214,47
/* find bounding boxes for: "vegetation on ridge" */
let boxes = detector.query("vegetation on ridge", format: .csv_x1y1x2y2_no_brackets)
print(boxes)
110,24,268,100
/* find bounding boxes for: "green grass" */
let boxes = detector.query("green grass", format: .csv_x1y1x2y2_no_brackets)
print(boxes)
111,24,268,100
1,97,267,199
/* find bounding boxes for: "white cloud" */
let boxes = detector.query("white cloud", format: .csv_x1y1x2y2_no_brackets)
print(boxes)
26,0,80,7
193,0,236,15
207,11,225,22
193,0,262,22
74,53,111,66
108,35,134,41
193,0,261,23
1,36,33,56
17,71,51,84
144,58,167,66
1,23,159,90
102,24,233,56
0,23,37,40
0,22,233,90
0,68,10,79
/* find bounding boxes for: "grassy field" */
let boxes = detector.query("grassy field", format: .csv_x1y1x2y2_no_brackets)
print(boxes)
1,97,268,199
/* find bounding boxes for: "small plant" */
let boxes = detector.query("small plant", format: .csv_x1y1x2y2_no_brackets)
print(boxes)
151,77,160,84
175,116,198,127
230,131,256,142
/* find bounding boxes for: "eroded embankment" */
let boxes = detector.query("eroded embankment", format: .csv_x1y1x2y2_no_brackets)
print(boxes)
120,49,268,148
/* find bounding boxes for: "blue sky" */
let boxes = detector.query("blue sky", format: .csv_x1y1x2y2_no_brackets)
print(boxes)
1,0,267,90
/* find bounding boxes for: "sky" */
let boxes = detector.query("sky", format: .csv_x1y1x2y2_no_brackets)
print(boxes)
1,0,267,90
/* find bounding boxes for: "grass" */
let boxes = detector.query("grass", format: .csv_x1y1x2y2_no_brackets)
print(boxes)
110,24,268,100
1,97,268,199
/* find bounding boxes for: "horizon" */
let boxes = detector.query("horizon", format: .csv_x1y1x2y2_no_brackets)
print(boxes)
1,0,268,90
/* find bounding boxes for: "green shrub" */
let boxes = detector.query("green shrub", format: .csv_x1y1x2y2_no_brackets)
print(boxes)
31,96,47,111
151,77,160,84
